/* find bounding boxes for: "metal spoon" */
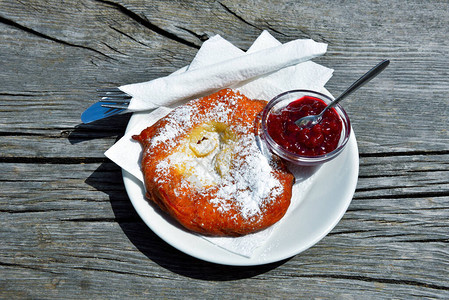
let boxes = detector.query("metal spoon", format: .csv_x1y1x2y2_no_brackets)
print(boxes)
295,59,390,128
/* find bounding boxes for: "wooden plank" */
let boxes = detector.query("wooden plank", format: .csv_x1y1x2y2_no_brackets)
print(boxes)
0,1,448,154
1,209,448,298
1,160,448,297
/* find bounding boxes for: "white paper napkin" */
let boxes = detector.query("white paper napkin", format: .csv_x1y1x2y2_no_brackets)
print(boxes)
119,32,328,111
106,31,333,258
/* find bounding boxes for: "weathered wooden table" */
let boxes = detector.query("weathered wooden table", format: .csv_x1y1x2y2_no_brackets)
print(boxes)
1,0,448,298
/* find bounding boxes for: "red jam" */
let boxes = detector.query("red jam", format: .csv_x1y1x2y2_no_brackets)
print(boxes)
267,96,343,156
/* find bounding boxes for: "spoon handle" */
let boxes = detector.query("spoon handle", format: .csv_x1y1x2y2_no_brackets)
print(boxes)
323,59,390,114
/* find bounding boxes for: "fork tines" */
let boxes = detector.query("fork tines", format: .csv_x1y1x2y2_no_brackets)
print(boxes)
97,88,131,110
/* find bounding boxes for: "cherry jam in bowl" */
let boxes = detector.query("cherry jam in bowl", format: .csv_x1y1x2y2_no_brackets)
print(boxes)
261,90,351,166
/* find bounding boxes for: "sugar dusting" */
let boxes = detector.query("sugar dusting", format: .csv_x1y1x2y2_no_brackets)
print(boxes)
149,104,196,149
213,134,283,219
148,90,285,220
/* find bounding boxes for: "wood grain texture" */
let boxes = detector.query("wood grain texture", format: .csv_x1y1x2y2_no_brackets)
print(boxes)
1,0,448,298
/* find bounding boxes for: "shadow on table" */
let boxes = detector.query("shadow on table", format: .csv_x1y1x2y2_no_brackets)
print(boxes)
67,113,132,144
85,162,290,281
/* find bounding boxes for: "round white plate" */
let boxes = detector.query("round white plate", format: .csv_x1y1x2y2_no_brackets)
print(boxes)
123,111,359,266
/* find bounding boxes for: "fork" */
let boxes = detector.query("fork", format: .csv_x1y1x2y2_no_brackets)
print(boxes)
81,88,131,123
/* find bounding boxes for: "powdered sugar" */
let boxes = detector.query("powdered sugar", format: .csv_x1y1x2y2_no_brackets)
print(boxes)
148,90,286,220
149,104,197,149
213,133,283,219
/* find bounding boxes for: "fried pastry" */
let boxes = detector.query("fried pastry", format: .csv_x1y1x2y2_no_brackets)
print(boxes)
133,89,294,236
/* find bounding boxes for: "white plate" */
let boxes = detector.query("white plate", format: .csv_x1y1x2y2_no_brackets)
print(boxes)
123,111,359,266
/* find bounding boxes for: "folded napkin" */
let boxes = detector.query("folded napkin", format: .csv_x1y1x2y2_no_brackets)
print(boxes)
119,31,328,111
106,30,333,258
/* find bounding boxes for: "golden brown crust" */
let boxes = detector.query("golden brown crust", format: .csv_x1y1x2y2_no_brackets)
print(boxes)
133,89,294,236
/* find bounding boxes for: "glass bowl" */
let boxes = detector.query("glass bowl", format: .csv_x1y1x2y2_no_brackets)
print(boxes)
260,89,351,166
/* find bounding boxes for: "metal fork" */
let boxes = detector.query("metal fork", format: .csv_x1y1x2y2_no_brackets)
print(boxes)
81,88,131,123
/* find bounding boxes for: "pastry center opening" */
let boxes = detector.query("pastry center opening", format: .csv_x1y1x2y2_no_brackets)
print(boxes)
167,122,236,187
